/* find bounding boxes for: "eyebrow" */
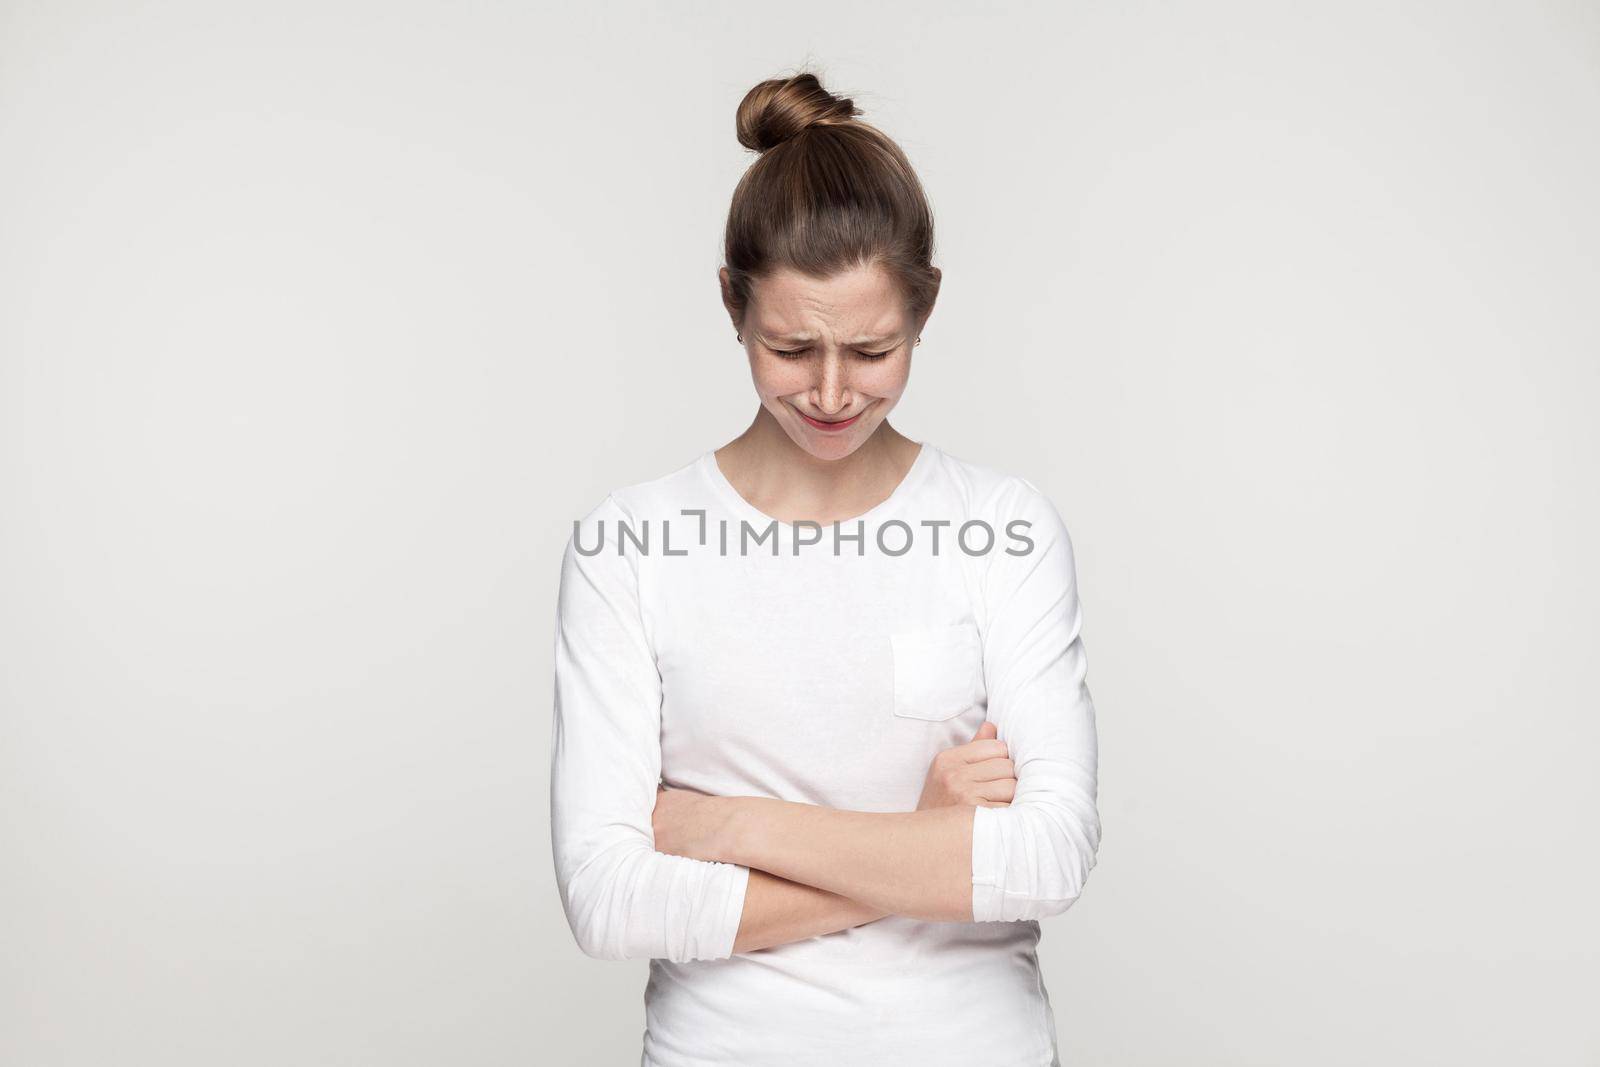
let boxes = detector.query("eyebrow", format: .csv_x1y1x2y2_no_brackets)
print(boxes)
761,333,900,347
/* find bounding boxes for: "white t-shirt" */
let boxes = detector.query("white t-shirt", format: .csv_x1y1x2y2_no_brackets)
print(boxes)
550,442,1101,1067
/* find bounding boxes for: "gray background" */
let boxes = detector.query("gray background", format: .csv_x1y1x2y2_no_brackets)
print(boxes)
3,1,1597,1063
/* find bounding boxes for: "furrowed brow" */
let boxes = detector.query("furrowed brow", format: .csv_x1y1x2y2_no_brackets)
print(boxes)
763,333,899,346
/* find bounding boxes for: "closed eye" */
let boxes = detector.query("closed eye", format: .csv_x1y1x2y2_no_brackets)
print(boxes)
770,348,894,360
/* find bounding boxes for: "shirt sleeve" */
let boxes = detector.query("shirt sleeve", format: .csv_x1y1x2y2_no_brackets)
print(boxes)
549,494,751,962
969,478,1102,923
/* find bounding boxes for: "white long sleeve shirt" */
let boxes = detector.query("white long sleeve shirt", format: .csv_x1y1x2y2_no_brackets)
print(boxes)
550,443,1101,1067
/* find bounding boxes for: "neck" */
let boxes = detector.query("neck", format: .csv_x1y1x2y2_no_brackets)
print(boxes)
715,406,921,525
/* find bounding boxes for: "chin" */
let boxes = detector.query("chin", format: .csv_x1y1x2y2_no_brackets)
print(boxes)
783,420,875,463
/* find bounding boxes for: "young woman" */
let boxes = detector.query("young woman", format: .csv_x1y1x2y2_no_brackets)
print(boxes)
550,72,1101,1067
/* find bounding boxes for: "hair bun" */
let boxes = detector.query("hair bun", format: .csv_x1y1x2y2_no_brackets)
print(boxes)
735,72,862,152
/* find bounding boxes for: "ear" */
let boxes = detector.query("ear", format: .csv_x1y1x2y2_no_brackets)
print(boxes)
917,267,942,332
718,267,741,329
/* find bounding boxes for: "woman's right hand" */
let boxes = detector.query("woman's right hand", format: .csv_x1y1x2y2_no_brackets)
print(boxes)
916,720,1016,810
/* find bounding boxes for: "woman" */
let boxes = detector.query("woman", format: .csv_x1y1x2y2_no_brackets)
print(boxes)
550,71,1100,1067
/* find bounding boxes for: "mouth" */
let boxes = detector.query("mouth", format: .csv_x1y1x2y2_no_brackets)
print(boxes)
797,408,866,432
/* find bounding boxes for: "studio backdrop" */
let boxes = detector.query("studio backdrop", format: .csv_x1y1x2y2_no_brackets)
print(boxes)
2,2,1596,1065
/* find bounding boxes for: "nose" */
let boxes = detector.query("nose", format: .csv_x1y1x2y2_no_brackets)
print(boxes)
811,351,851,415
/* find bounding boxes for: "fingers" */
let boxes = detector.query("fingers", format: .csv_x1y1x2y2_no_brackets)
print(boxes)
972,719,998,743
976,777,1016,804
966,756,1015,782
959,738,1009,763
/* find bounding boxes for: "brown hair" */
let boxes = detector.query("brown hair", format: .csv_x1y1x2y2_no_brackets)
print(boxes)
722,71,939,331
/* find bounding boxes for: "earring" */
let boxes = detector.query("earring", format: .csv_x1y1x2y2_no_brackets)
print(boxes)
736,332,744,343
915,336,922,345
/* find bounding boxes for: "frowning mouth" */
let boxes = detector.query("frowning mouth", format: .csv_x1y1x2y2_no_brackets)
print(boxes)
798,409,865,431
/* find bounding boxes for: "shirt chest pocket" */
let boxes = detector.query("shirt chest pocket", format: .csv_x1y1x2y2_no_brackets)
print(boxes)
889,623,986,721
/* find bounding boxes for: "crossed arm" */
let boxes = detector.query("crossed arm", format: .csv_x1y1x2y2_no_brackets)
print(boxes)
722,808,968,953
733,869,892,955
650,721,1014,953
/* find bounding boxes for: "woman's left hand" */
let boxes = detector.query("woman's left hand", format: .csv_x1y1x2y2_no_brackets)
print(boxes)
652,784,737,863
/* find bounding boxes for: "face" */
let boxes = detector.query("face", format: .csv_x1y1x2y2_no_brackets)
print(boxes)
726,262,922,463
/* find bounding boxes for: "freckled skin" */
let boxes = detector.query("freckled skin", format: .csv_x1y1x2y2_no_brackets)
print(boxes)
713,260,942,524
722,262,925,464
